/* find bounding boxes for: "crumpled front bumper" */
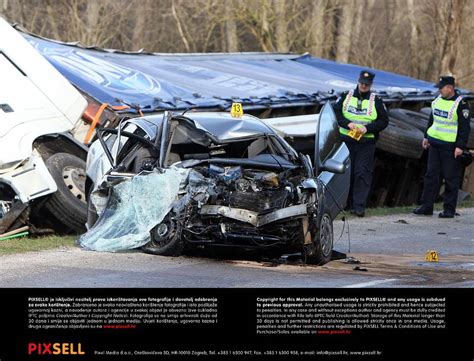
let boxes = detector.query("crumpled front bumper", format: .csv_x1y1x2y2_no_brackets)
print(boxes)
199,204,308,227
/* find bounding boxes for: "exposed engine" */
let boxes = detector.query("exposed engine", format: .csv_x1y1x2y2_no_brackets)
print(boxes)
187,165,304,210
179,164,310,248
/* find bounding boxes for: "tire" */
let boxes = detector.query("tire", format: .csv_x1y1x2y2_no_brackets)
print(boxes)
377,117,424,159
388,108,429,132
467,118,474,149
304,213,333,265
141,212,184,256
420,107,432,117
44,153,87,233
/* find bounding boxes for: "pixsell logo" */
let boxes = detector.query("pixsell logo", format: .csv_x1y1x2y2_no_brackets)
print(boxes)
28,343,85,355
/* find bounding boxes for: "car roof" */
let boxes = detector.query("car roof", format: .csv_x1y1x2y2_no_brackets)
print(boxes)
184,111,274,140
129,111,276,141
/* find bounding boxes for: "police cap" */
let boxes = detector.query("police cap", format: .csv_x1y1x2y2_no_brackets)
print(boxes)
435,75,455,88
359,70,375,85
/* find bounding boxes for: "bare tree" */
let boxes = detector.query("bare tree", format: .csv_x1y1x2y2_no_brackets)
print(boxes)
323,0,339,59
171,0,191,52
45,0,61,40
86,0,100,35
260,0,274,51
224,0,239,52
351,0,365,42
407,0,421,77
274,0,289,52
335,0,354,63
439,0,466,75
237,0,274,51
132,0,151,50
0,0,7,15
455,1,474,86
309,0,327,57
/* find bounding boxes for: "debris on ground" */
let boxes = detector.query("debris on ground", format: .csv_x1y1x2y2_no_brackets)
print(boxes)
344,256,361,264
395,219,409,224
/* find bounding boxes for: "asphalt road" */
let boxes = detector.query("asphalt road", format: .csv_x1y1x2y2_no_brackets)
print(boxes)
0,208,473,288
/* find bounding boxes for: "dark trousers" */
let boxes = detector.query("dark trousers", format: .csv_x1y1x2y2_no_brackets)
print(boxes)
347,142,375,212
420,145,460,214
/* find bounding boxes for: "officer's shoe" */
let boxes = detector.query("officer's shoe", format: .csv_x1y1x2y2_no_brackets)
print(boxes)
438,211,455,218
413,206,433,216
350,209,365,217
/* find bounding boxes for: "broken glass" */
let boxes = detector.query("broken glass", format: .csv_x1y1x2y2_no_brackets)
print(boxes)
78,167,189,252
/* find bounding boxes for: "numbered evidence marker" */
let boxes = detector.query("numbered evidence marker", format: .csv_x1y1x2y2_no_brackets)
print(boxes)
425,250,439,262
230,103,243,118
347,128,363,141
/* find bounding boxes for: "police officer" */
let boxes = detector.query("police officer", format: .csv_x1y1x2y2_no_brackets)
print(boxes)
334,70,388,217
414,76,471,218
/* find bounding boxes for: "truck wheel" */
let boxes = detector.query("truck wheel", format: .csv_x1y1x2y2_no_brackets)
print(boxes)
388,108,429,132
44,153,87,233
419,107,432,117
377,117,424,159
304,213,333,265
467,119,474,149
142,212,184,256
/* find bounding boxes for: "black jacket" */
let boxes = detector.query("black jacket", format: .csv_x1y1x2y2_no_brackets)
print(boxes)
424,91,471,149
334,87,389,144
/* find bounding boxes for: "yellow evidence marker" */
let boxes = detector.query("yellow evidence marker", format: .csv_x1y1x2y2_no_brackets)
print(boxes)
230,103,243,118
425,250,439,262
347,127,364,141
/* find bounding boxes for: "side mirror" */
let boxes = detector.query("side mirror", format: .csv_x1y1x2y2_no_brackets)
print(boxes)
320,159,345,174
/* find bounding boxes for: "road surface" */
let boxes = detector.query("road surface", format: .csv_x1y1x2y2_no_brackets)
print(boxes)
0,208,473,288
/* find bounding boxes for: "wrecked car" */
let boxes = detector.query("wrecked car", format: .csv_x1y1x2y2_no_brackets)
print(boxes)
0,18,88,236
82,104,350,264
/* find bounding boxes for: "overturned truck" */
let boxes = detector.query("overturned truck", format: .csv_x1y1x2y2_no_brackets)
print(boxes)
18,26,474,209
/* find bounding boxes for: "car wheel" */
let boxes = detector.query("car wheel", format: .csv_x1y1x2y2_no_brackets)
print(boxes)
377,117,424,159
44,152,87,233
142,212,184,256
304,213,333,265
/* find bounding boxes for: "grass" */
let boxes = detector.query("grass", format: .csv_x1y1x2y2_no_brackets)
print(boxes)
338,198,474,219
0,234,77,255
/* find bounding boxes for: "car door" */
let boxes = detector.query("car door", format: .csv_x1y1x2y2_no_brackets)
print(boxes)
315,103,351,218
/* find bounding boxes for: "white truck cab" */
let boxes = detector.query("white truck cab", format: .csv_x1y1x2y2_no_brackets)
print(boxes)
0,17,88,234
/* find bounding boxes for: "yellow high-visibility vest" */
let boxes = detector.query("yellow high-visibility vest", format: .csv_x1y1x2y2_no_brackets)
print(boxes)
339,90,377,139
427,95,462,143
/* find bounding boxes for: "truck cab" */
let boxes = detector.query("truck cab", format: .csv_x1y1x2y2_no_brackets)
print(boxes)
0,17,89,235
